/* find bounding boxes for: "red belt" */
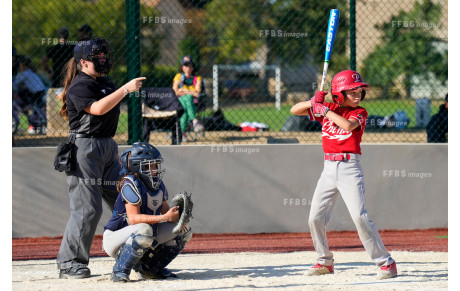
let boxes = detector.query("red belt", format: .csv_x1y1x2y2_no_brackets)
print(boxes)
325,153,352,161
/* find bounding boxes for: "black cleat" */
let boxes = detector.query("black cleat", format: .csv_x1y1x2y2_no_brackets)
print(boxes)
59,266,91,279
159,268,178,279
138,266,178,280
111,272,130,282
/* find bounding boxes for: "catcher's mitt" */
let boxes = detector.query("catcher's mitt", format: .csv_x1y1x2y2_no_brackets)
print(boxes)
170,192,193,234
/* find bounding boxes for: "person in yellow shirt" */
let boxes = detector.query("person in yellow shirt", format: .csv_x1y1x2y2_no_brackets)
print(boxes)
172,56,204,138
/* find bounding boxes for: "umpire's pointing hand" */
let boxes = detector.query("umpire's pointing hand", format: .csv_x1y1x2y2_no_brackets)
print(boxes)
124,77,146,93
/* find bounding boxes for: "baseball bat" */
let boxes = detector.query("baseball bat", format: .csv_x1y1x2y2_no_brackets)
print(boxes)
315,9,340,116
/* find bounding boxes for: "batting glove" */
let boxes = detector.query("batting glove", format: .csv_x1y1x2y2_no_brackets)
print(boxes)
312,103,330,117
310,91,328,107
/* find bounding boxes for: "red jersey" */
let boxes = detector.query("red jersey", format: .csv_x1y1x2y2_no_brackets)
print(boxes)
308,102,367,155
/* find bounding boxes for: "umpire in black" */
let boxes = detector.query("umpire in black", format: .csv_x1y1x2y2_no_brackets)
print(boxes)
56,37,145,279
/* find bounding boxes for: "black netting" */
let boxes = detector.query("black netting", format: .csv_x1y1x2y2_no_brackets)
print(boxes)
12,0,448,146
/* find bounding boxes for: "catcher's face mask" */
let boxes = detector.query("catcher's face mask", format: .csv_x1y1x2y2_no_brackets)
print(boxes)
139,159,165,190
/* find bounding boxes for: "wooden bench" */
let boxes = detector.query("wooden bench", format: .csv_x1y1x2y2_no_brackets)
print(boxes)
142,103,177,119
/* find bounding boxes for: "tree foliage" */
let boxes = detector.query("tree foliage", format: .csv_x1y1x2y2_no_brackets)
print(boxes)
204,0,266,64
361,0,447,98
179,36,201,71
269,0,349,69
12,0,159,86
204,0,349,69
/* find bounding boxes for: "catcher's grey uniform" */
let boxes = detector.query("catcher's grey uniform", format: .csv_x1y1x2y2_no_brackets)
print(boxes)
103,177,190,257
104,222,180,258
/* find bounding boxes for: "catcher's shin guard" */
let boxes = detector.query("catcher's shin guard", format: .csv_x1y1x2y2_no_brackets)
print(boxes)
137,227,192,279
111,234,152,282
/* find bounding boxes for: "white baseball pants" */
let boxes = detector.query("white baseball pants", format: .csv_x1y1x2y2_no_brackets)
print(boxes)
308,156,394,267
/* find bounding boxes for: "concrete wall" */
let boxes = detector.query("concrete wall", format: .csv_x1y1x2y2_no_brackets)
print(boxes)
12,144,447,238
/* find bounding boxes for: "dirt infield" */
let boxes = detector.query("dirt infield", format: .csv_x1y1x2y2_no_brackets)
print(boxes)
12,228,447,261
12,251,448,290
12,229,449,290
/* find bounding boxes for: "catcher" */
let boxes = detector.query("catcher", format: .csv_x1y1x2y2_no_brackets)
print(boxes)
102,142,193,282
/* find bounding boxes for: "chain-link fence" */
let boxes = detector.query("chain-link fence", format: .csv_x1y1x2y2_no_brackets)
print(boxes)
12,0,448,147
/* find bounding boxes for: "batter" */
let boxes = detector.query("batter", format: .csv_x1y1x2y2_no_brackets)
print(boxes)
290,70,397,280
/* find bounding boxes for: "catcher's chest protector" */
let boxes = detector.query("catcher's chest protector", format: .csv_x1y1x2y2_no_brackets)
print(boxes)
106,176,166,234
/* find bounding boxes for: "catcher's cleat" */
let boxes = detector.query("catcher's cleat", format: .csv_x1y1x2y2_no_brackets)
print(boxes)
137,267,178,280
159,268,178,278
135,240,188,280
305,263,334,276
59,265,91,279
376,261,397,280
111,272,129,283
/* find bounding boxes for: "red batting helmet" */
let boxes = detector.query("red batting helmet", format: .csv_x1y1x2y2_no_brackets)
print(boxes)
331,70,370,104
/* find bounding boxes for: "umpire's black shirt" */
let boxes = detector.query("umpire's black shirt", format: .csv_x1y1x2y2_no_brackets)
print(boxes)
66,71,119,137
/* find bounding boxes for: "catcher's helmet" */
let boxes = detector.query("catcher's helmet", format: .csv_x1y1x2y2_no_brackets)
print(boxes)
120,142,165,190
331,70,370,104
73,37,112,74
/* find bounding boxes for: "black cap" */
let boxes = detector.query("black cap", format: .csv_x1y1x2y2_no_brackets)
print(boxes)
18,56,32,67
57,27,69,39
73,38,110,62
78,24,93,33
181,55,194,66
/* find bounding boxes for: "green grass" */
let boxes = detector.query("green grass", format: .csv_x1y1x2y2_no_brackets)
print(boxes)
208,99,445,131
364,99,443,127
216,104,292,131
116,112,129,135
